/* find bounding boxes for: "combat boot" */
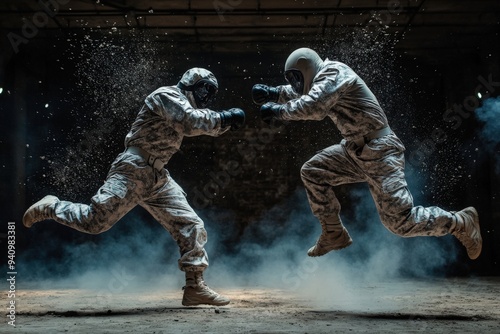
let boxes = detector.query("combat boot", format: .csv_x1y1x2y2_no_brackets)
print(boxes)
182,272,230,306
23,195,59,228
452,207,482,260
307,219,352,257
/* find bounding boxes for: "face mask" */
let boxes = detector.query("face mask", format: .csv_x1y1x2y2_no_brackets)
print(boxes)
284,70,304,95
194,80,218,108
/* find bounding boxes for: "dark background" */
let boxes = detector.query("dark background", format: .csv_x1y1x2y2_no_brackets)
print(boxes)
1,0,499,281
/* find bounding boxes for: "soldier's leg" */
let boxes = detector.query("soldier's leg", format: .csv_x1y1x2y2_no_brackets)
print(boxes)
300,141,365,256
23,152,144,234
357,134,482,259
142,173,229,306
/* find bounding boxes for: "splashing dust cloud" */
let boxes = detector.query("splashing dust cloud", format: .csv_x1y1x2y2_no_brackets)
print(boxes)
20,20,474,315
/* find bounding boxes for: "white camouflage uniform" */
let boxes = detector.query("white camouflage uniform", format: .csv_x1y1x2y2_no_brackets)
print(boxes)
276,59,455,237
49,70,229,272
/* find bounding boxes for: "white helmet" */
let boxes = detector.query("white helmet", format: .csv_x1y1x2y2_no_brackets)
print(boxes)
284,48,323,95
177,68,218,108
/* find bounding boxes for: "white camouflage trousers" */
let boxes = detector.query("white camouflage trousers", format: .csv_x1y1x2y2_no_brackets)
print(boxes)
300,134,455,237
50,150,209,272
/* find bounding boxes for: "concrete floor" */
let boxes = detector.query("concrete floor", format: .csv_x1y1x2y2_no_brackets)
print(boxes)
8,277,500,333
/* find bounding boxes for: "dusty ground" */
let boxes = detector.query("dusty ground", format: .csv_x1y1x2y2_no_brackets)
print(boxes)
7,277,500,333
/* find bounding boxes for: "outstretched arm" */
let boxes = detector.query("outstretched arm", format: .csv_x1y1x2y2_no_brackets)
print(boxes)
148,88,245,137
261,66,354,124
251,83,300,105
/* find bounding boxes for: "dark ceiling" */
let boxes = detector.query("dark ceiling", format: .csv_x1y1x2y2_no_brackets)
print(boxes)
1,0,499,53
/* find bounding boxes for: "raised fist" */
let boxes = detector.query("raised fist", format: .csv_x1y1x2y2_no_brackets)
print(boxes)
260,102,281,125
220,108,246,131
252,84,279,105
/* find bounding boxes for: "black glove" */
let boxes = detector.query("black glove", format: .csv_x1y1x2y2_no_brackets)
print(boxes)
260,102,282,126
252,84,279,105
220,108,246,131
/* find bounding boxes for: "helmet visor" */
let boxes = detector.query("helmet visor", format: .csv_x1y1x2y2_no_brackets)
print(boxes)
194,80,218,108
285,70,304,95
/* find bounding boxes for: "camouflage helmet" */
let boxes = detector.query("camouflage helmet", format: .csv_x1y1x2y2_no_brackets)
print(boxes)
178,68,219,108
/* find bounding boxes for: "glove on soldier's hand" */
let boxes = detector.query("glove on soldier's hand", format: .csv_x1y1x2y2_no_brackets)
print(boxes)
260,102,282,126
220,108,246,131
252,84,279,105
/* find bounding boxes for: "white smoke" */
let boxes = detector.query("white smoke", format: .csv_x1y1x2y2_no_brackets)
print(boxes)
19,17,460,310
202,185,457,310
475,96,500,172
19,209,182,291
19,175,459,320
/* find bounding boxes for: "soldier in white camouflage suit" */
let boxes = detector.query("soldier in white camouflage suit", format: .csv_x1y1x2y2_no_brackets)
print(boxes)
252,48,482,260
23,68,245,306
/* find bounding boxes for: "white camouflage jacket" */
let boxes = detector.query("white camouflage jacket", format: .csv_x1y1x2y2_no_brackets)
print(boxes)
277,59,389,141
125,86,228,162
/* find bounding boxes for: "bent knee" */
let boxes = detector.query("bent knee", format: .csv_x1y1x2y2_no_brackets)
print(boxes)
379,211,411,236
